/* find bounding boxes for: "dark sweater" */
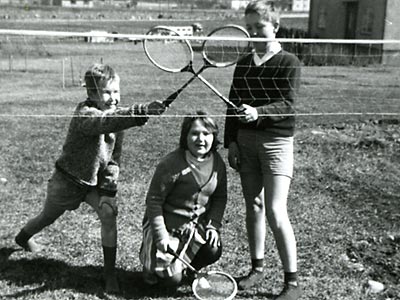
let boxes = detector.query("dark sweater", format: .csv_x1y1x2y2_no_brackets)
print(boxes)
224,50,301,147
56,100,149,196
144,148,227,243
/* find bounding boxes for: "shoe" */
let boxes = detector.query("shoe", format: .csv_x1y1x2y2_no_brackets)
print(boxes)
143,268,158,286
104,272,120,294
15,234,43,253
276,283,302,300
238,269,264,290
182,268,197,285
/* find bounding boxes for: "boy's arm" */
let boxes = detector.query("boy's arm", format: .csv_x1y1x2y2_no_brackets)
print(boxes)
224,69,242,148
77,101,165,136
205,156,228,230
98,131,124,197
146,161,175,244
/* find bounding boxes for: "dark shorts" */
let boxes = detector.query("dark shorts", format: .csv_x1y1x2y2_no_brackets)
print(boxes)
237,129,294,178
42,170,117,218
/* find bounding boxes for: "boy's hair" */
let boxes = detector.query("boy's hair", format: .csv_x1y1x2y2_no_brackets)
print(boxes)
245,0,280,26
179,110,220,152
84,63,118,96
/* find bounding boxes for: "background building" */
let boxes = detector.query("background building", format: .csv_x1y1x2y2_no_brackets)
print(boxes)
308,0,400,64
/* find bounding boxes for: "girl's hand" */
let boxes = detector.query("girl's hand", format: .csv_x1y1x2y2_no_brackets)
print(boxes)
206,228,220,248
238,104,258,123
228,142,240,171
156,238,170,253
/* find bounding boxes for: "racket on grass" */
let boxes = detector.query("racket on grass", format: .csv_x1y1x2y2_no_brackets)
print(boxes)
167,246,237,300
143,25,250,109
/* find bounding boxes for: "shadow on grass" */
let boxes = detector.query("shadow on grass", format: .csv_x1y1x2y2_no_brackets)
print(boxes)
0,247,192,299
0,246,277,299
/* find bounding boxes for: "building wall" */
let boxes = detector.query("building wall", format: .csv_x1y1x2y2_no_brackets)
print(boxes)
309,0,386,40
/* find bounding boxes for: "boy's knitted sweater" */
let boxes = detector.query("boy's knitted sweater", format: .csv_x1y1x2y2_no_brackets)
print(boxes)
144,148,227,243
224,50,301,147
56,99,149,196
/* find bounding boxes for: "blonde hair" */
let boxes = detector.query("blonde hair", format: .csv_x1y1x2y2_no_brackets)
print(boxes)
245,0,280,26
84,63,118,96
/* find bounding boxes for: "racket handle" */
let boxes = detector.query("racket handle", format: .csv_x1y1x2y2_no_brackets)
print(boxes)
166,246,198,273
163,73,198,108
163,91,180,108
196,74,238,109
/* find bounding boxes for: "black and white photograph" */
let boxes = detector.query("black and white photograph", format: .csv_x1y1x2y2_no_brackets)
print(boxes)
0,0,399,299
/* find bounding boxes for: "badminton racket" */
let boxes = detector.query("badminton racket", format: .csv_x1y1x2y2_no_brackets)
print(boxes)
167,246,237,300
143,25,250,109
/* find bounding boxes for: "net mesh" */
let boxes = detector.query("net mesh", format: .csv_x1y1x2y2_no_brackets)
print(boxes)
0,30,399,119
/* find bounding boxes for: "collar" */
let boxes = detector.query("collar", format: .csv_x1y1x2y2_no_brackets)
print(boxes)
253,42,282,66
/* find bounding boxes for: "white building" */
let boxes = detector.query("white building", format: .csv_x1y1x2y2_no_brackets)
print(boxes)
61,0,93,8
292,0,310,12
231,0,249,10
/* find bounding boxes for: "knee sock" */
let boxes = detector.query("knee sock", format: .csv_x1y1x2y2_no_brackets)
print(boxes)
103,246,117,276
252,258,264,272
15,229,33,247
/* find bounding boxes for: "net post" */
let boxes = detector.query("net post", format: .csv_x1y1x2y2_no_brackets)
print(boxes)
70,56,75,86
61,58,65,90
8,54,13,72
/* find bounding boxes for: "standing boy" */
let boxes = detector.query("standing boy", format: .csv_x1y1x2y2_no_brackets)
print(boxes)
15,63,166,294
224,1,301,299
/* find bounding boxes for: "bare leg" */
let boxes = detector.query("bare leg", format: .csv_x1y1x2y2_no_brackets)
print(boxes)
238,172,265,289
263,174,297,273
16,206,65,253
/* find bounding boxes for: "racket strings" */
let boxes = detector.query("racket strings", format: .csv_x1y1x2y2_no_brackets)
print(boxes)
204,28,249,65
193,272,237,300
144,28,192,72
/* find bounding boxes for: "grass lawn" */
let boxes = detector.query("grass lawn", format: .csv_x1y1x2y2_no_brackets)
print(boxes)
0,14,399,300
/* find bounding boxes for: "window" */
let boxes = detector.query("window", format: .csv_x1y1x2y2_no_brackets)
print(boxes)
361,8,374,34
317,6,327,29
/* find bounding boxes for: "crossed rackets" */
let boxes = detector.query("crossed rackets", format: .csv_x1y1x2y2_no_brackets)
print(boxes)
143,24,250,110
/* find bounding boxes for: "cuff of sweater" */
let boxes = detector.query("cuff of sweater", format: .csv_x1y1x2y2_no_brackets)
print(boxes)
98,188,117,197
130,104,149,125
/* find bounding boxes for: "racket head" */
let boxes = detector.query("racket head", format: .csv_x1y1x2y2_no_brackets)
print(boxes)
192,270,238,300
143,25,193,73
202,24,250,68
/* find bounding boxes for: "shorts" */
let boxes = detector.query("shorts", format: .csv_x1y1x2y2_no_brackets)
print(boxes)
42,170,118,219
237,129,294,178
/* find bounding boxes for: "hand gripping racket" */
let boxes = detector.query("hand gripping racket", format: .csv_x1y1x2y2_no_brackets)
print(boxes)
143,25,250,109
167,246,237,300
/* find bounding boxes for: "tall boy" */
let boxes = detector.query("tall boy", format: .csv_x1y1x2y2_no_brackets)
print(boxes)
224,1,301,299
15,63,166,293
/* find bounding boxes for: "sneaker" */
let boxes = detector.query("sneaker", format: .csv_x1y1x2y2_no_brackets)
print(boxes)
182,268,197,285
238,269,264,290
15,235,43,253
276,283,302,300
143,269,158,286
104,272,120,294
